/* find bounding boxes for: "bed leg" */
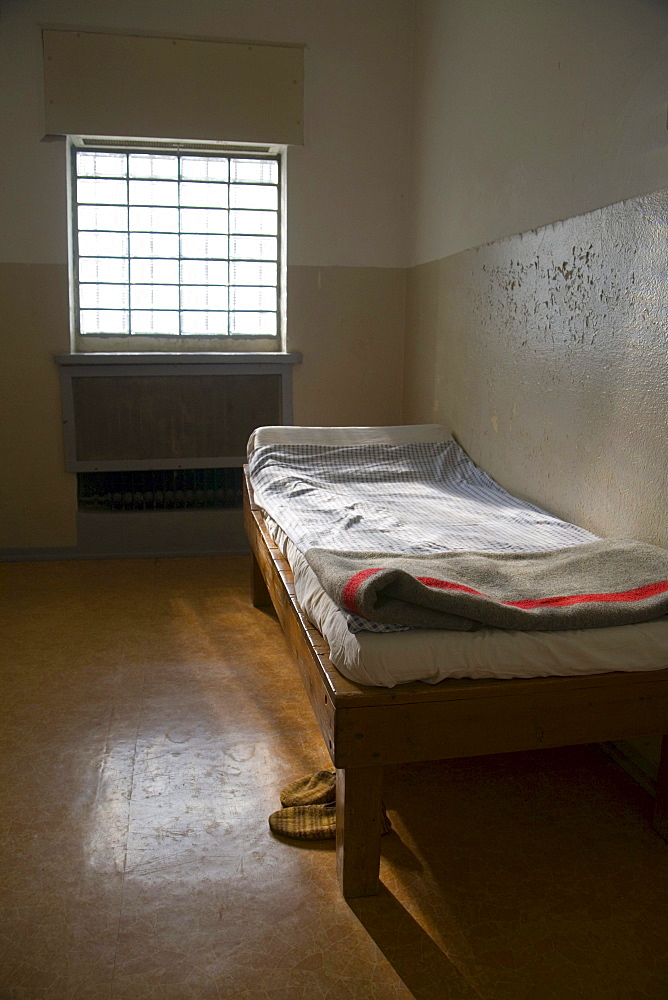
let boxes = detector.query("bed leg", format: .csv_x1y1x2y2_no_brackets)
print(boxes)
251,551,271,608
336,765,383,898
652,735,668,842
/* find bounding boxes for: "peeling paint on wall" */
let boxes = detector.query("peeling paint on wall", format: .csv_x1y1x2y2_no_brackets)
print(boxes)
404,189,668,547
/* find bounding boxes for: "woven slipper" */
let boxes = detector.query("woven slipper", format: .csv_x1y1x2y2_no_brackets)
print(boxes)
280,769,336,807
268,803,393,841
269,803,337,840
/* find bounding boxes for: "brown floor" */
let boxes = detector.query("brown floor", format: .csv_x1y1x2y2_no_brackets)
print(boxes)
1,555,667,1000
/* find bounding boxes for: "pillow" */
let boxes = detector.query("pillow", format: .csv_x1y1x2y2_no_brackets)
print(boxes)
247,424,451,455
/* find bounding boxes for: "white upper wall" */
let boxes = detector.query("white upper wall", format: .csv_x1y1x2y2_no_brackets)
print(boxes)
0,0,414,268
8,0,665,273
409,0,668,264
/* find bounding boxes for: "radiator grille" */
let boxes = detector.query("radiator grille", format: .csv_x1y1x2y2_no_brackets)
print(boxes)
77,467,243,511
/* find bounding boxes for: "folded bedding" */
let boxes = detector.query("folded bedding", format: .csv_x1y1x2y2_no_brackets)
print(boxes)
308,540,668,632
264,519,668,685
248,425,668,686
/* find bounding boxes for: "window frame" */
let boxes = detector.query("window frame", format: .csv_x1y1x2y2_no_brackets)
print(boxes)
67,136,286,353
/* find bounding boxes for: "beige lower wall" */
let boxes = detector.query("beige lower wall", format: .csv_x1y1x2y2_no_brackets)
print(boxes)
6,195,668,555
403,189,668,548
0,263,405,551
288,266,405,427
0,264,75,549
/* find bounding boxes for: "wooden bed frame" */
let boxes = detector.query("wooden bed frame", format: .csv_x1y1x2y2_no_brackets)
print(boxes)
244,469,668,898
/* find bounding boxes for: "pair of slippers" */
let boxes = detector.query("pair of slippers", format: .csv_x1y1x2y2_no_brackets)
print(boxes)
268,769,392,841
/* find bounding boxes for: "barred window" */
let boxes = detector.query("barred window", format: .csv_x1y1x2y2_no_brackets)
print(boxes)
71,145,281,340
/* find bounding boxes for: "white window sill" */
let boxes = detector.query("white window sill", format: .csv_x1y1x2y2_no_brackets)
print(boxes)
55,352,301,366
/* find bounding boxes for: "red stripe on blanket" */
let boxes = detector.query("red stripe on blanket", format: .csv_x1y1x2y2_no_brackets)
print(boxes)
417,576,668,609
342,568,383,614
417,577,481,596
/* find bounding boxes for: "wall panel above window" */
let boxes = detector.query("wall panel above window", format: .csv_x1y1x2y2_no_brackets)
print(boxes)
42,29,304,145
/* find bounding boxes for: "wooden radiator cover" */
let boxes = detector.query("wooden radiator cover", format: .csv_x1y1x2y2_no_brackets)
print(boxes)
56,355,298,472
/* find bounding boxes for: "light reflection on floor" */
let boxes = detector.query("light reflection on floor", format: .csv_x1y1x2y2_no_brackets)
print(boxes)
1,555,668,999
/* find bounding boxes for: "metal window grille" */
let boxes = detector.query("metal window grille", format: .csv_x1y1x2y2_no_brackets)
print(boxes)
72,146,281,338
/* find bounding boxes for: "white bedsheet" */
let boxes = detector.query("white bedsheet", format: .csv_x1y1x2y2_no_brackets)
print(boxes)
249,426,668,687
248,439,598,560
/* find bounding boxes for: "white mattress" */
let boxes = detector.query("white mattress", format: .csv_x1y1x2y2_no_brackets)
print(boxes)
249,425,668,687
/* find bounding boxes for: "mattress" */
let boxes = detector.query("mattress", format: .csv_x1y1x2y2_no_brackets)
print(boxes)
248,425,668,687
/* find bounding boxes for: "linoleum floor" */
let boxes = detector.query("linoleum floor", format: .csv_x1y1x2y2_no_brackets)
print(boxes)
1,555,667,999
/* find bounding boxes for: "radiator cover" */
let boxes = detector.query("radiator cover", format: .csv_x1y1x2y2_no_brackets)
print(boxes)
56,354,298,472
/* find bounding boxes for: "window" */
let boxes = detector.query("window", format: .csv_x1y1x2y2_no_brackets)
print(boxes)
70,142,282,344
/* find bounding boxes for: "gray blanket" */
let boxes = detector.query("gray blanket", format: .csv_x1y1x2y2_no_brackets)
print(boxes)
306,538,668,631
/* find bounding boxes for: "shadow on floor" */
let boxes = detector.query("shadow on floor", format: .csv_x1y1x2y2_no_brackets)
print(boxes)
350,883,482,1000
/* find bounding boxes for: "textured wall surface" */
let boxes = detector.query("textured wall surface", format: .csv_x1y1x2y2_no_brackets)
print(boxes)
403,189,668,547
